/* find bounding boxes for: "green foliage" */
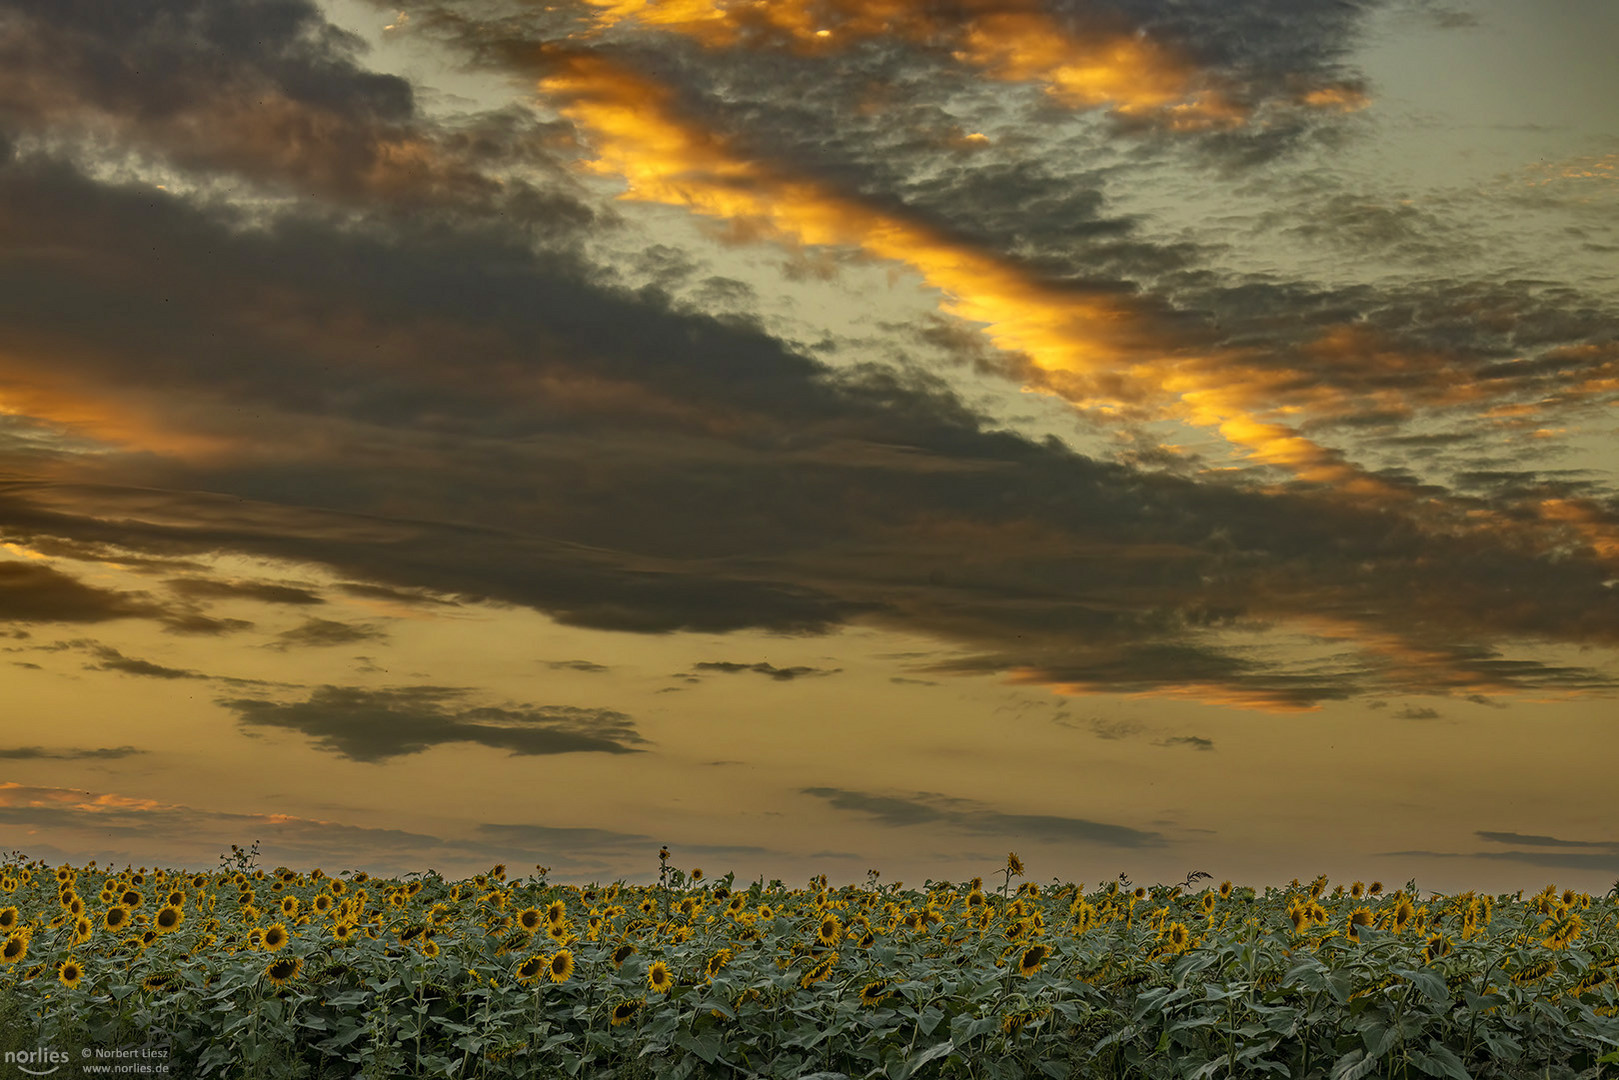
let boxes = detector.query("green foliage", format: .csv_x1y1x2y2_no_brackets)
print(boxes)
1,854,1616,1079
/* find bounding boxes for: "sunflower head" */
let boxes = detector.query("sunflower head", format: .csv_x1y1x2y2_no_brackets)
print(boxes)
610,998,643,1026
548,949,574,983
647,960,674,993
817,914,841,946
800,952,838,989
1006,852,1025,877
517,907,543,931
515,955,546,984
56,958,83,989
1018,944,1051,976
612,943,637,969
155,906,184,933
860,979,890,1007
265,956,302,987
1,934,27,963
261,923,290,951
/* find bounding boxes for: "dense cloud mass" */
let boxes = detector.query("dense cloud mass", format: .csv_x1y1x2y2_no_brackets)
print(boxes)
0,0,1615,883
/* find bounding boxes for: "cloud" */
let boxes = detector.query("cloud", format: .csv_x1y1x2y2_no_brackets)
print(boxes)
1393,705,1442,720
167,577,324,606
801,786,1165,849
85,644,205,680
1476,831,1619,851
0,746,144,760
544,659,611,673
217,685,647,762
692,660,840,681
0,0,1611,716
1159,735,1215,751
268,618,387,650
0,559,165,623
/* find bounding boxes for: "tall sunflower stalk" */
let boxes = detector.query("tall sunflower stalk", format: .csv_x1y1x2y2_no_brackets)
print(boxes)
1000,853,1024,898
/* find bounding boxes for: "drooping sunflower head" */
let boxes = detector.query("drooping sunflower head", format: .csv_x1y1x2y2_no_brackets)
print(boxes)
141,973,175,994
548,949,574,983
799,952,838,989
265,956,302,987
261,923,290,951
860,979,890,1007
610,998,643,1026
648,960,674,993
56,958,83,989
1018,944,1051,976
612,943,637,969
1219,881,1234,899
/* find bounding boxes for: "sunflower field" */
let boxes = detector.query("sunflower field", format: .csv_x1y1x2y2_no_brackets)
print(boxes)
2,850,1618,1080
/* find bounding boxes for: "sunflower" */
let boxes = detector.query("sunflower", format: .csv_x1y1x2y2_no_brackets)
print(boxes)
1018,943,1051,976
1200,892,1217,913
1,934,27,964
648,960,674,994
1166,922,1192,952
860,979,890,1007
548,949,574,983
167,890,185,907
332,922,356,943
261,923,290,951
1347,908,1374,941
546,900,568,926
72,917,94,945
1393,898,1416,932
704,948,732,979
546,923,571,945
817,914,842,946
280,896,299,918
265,956,302,987
120,889,142,908
800,951,838,988
154,906,184,933
611,944,637,969
517,907,544,932
141,973,175,994
610,998,643,1026
1423,934,1452,963
1006,853,1024,876
56,958,83,990
510,954,545,984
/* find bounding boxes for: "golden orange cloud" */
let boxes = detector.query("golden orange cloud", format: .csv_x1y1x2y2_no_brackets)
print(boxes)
577,0,1355,127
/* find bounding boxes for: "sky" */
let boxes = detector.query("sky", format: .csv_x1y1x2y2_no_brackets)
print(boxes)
0,0,1616,894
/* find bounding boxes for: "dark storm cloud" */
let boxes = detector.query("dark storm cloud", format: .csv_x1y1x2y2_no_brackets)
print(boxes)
0,746,144,760
0,0,1612,715
336,582,460,606
692,661,840,681
1159,735,1215,751
217,685,647,761
801,787,1165,849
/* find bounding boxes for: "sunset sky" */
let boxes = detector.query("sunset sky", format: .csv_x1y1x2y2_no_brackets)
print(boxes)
1,0,1616,893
